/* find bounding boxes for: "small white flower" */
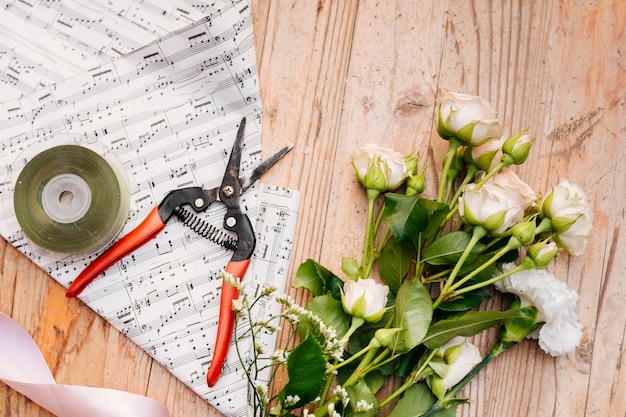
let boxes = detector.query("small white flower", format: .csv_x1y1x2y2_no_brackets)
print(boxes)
221,270,244,291
254,382,269,406
284,394,300,407
260,285,277,297
341,278,389,322
270,349,288,362
231,297,244,312
355,400,374,412
332,386,349,406
494,264,583,356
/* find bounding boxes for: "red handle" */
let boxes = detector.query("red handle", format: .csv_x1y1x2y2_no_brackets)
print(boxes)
206,259,251,387
66,206,166,298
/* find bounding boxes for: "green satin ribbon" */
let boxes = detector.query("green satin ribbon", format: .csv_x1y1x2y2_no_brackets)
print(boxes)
14,145,129,255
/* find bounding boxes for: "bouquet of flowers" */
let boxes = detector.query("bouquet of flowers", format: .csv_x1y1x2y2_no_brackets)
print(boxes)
230,91,592,417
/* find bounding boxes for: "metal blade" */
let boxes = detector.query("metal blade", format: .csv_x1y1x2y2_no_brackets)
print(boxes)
239,142,294,192
221,117,247,193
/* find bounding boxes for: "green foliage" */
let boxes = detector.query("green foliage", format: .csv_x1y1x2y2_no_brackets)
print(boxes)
437,288,491,312
388,383,457,417
305,293,350,339
346,380,380,417
379,237,415,293
383,194,449,245
393,279,433,352
238,105,583,416
278,336,326,409
422,310,522,349
423,231,483,265
294,259,343,298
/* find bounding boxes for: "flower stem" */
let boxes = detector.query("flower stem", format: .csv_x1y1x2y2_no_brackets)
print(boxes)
362,189,380,276
316,376,335,412
448,236,522,293
343,346,379,387
422,267,453,284
453,262,526,297
449,164,479,209
433,226,487,308
473,160,507,190
326,325,373,374
379,349,437,408
437,138,461,203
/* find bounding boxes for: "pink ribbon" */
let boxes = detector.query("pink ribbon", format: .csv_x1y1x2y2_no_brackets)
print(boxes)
0,311,171,417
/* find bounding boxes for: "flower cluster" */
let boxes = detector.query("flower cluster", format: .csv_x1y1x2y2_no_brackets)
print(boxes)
233,91,592,417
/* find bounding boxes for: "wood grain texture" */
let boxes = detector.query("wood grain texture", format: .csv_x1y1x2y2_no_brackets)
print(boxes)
1,1,625,416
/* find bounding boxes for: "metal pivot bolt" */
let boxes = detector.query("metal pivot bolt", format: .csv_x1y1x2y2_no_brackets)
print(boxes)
225,216,237,227
194,198,204,208
222,185,235,197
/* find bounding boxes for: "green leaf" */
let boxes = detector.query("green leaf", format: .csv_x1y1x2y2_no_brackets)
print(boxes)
418,199,450,240
423,231,484,266
364,370,385,394
305,293,350,339
422,310,521,349
437,288,492,312
383,195,428,242
279,336,326,408
394,345,427,377
388,383,457,417
457,254,497,284
328,274,345,300
346,379,380,417
294,259,340,296
379,237,415,293
393,279,433,352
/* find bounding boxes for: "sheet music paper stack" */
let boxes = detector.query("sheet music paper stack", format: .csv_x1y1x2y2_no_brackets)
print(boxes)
0,1,301,416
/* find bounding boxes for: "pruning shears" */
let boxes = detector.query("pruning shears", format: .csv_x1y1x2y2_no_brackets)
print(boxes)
65,116,292,387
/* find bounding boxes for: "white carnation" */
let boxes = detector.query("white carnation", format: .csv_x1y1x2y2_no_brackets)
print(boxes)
494,264,583,356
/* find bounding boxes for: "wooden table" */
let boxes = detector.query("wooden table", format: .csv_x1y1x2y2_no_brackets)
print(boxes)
2,1,625,416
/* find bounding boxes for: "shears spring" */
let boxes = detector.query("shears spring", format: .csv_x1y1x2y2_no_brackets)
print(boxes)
172,206,237,251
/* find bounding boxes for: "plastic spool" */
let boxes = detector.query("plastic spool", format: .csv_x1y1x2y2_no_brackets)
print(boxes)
13,144,130,255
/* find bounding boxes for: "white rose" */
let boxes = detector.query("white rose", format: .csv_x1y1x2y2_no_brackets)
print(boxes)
341,278,389,323
352,144,411,192
429,336,482,398
540,180,593,255
468,136,505,171
494,264,583,356
459,174,528,234
437,91,503,145
487,170,537,212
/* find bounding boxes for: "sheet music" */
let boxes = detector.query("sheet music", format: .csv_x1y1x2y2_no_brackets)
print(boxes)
0,0,215,100
0,2,301,416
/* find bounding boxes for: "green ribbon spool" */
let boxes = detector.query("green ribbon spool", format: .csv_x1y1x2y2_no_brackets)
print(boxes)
13,145,130,255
